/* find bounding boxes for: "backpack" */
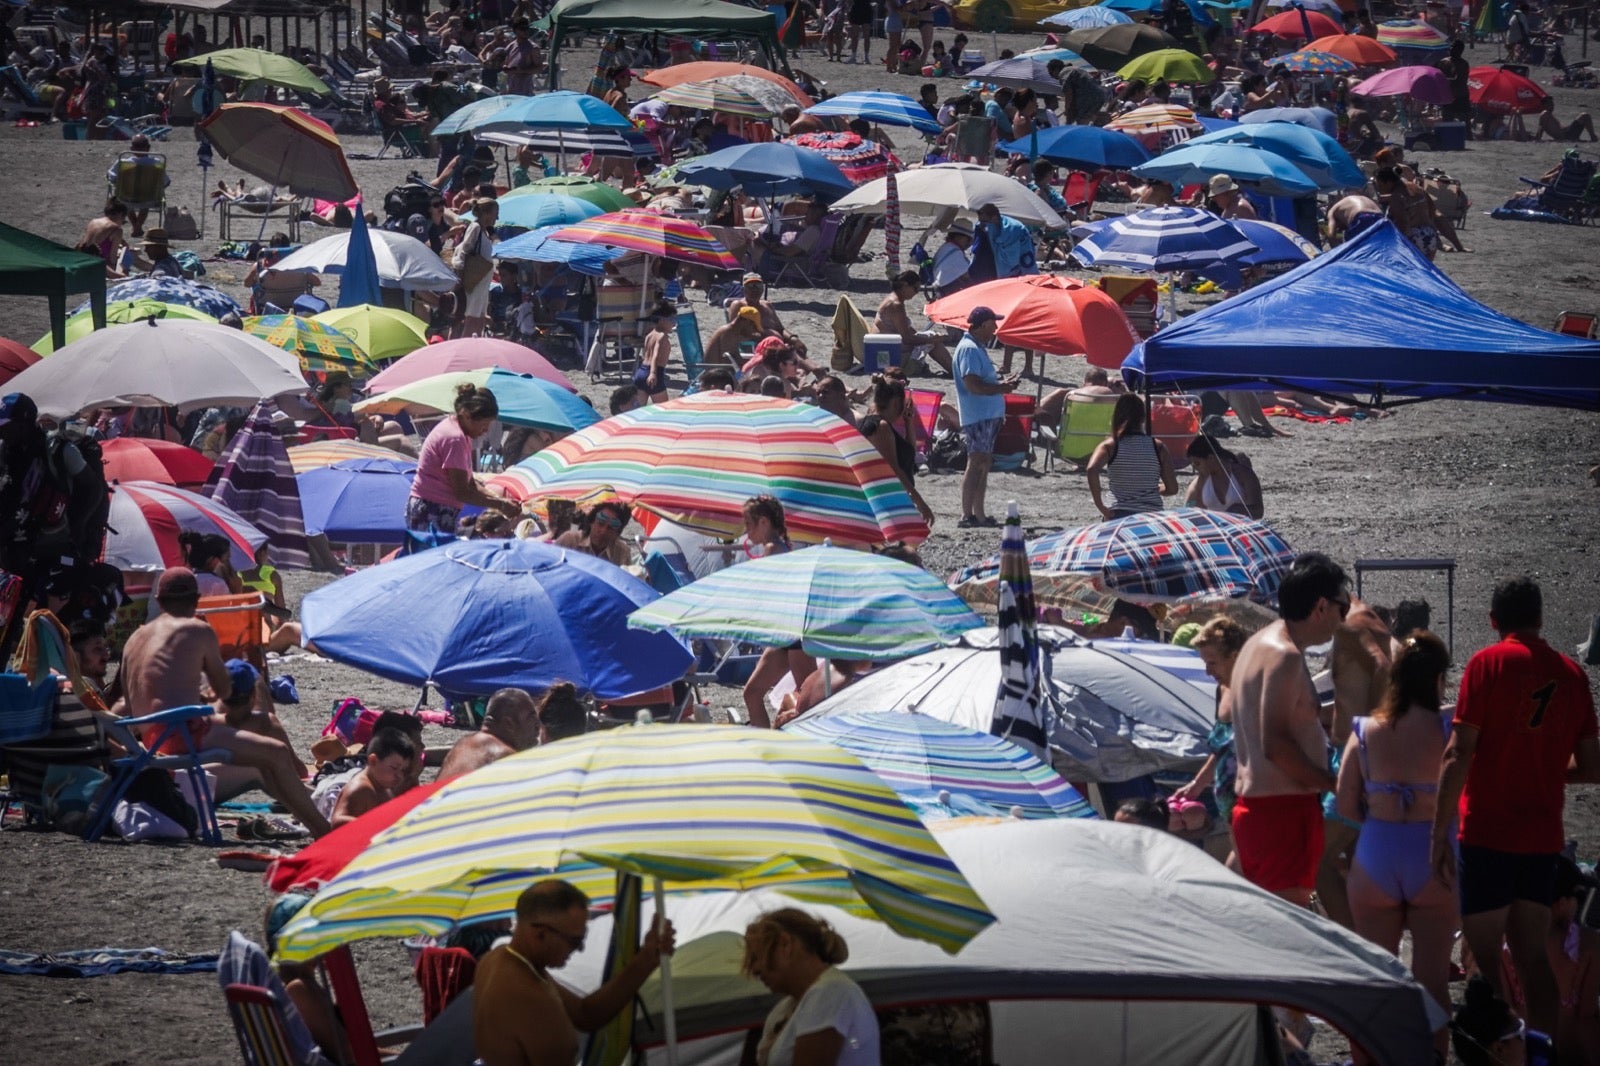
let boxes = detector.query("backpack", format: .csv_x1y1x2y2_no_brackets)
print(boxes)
926,430,968,473
33,433,110,568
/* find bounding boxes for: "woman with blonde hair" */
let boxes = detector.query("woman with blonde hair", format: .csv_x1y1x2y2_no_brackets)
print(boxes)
741,909,879,1066
1175,616,1251,861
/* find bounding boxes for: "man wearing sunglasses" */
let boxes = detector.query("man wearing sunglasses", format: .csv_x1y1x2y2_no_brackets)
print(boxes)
1227,553,1351,908
476,879,675,1065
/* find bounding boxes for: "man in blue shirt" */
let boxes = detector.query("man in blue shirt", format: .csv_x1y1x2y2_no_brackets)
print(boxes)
951,306,1020,528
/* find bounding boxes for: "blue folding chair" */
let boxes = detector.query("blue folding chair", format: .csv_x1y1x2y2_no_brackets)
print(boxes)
676,309,712,393
84,705,227,845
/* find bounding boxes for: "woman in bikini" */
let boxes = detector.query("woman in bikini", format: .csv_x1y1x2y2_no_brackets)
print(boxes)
1184,436,1263,519
1334,632,1456,1063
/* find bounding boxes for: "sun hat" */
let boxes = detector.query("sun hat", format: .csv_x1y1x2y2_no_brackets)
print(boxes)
142,227,170,249
1207,174,1240,197
967,306,1004,327
224,658,259,704
948,218,975,237
755,336,790,358
742,272,765,285
155,566,200,602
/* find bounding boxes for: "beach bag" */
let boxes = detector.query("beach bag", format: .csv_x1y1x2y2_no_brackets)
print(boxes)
42,763,107,835
163,205,200,240
322,697,379,747
454,227,492,291
927,430,968,473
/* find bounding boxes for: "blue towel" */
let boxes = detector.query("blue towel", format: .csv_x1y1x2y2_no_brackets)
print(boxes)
269,674,300,704
0,948,219,978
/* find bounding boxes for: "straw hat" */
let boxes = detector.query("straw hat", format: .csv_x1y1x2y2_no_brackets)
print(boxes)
1207,174,1240,197
142,227,170,251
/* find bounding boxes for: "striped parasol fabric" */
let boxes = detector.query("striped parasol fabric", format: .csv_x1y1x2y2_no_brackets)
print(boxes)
508,392,929,547
204,400,311,569
1375,19,1451,50
243,315,375,378
787,710,1095,820
652,79,776,119
287,440,406,473
273,724,995,963
786,131,900,184
803,91,942,135
477,127,659,160
72,276,242,320
628,543,981,660
1070,206,1257,272
1277,48,1357,75
992,502,1048,758
104,480,268,572
1104,103,1204,137
883,168,901,278
548,211,740,271
1030,507,1296,605
197,103,358,202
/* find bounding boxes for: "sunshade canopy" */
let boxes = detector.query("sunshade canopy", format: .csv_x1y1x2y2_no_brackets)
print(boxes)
0,221,106,351
543,0,788,86
197,103,357,201
1125,221,1600,409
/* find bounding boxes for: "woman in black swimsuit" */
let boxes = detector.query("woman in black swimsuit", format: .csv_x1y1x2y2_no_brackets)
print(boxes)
859,376,935,528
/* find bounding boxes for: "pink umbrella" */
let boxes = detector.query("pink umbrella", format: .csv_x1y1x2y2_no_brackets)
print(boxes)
1350,65,1453,105
365,338,576,394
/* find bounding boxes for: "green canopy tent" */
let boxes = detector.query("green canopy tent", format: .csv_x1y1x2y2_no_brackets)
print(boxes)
540,0,791,88
0,223,106,352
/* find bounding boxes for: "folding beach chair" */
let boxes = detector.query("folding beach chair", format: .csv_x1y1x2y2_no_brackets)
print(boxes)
224,984,299,1066
1518,154,1599,224
1056,395,1118,469
109,151,167,218
1556,310,1598,338
676,308,712,392
908,388,944,456
83,704,229,845
770,214,843,288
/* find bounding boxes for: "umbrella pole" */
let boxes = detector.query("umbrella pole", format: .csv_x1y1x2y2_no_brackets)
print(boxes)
652,877,680,1066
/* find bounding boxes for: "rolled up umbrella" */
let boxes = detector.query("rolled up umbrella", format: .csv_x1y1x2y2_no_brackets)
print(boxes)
197,103,358,202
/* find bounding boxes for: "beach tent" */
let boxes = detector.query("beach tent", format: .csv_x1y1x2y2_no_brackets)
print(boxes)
0,222,106,352
540,0,789,86
1124,221,1600,410
560,819,1442,1064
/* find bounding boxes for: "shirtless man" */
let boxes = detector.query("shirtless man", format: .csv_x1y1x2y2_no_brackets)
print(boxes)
875,271,952,375
117,567,331,838
704,306,763,372
1535,97,1598,143
725,273,812,364
1227,553,1348,907
438,687,541,782
329,728,417,829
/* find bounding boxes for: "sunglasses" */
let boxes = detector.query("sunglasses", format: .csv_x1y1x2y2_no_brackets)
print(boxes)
532,922,586,951
594,513,624,531
1332,595,1352,620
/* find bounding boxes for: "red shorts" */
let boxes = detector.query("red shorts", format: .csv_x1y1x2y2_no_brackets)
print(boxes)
1231,793,1324,893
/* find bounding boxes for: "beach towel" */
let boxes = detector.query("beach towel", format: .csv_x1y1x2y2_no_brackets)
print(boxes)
0,947,219,977
830,295,867,371
205,400,312,569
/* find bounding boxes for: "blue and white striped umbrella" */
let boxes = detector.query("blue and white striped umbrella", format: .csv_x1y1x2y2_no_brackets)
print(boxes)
478,127,658,159
1089,638,1215,697
786,710,1097,820
1070,206,1257,272
72,276,242,321
470,89,635,133
1131,142,1322,196
1041,6,1133,28
492,223,625,276
803,91,943,135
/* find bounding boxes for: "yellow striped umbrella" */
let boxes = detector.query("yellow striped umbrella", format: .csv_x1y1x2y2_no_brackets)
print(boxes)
286,440,403,473
244,315,376,378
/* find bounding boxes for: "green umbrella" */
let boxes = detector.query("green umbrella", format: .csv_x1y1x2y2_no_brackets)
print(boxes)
508,175,633,212
173,48,330,96
1116,49,1216,85
32,300,216,354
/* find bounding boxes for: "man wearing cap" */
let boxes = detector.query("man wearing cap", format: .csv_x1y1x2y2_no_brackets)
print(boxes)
726,273,811,364
1206,174,1256,221
705,305,765,372
931,220,974,296
119,568,332,837
952,307,1019,528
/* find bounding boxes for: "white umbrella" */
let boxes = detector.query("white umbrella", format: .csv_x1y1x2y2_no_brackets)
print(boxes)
831,163,1068,229
267,229,459,293
6,319,309,418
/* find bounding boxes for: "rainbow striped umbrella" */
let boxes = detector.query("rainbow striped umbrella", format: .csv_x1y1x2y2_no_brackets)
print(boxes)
628,543,981,660
1277,48,1357,75
651,79,777,119
1375,19,1451,50
287,440,405,474
272,724,995,963
787,130,901,184
244,314,375,378
507,392,930,547
786,710,1096,820
548,210,740,271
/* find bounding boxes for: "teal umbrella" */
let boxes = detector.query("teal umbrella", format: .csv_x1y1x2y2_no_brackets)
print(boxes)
495,192,605,230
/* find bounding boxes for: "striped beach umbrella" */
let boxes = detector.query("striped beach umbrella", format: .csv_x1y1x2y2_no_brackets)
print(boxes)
198,103,358,202
509,392,930,547
244,314,375,378
1103,103,1205,147
628,543,981,660
803,91,942,135
652,79,777,119
548,211,741,272
104,480,268,572
992,502,1048,757
1277,48,1357,75
287,439,404,474
786,710,1096,820
272,724,995,964
204,400,311,570
478,126,659,160
1304,33,1397,66
311,305,429,363
1375,19,1451,50
1070,206,1257,272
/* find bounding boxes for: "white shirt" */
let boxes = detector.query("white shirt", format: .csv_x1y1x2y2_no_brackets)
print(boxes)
757,967,880,1066
931,240,971,289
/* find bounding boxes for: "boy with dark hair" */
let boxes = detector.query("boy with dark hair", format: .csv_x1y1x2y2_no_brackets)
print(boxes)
329,728,418,829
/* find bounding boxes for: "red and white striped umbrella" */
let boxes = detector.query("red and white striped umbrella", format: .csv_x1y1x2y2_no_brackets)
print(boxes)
104,480,268,573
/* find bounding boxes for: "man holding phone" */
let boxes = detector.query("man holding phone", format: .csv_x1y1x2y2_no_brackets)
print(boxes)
951,306,1018,528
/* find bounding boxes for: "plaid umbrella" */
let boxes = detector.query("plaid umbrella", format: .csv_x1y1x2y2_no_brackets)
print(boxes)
883,168,902,279
243,315,375,378
992,502,1049,758
203,399,311,569
73,276,242,320
548,211,741,271
786,131,900,184
1277,48,1357,75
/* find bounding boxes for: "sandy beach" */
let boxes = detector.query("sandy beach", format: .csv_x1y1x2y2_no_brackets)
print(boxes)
0,25,1598,1064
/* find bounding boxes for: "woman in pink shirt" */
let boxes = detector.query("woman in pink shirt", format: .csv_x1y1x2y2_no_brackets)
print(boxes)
406,384,520,535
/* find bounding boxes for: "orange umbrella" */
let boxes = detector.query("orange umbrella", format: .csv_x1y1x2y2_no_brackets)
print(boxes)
638,61,812,107
0,337,41,386
925,275,1142,369
1304,33,1397,66
1247,10,1343,40
199,103,359,202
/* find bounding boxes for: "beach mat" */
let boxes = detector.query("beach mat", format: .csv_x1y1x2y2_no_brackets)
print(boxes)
0,947,219,977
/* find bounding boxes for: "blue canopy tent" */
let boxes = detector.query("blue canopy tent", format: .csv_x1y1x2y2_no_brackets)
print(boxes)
1123,221,1600,410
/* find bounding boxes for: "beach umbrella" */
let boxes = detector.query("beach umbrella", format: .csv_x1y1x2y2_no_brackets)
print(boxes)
965,56,1061,94
1248,9,1342,39
366,337,574,394
701,74,809,118
672,142,855,202
337,203,383,310
784,131,901,185
505,176,634,212
72,276,241,320
1304,33,1397,66
638,61,812,106
494,192,605,230
1060,24,1180,70
296,457,417,542
31,299,215,354
998,125,1151,169
356,367,601,434
267,781,447,894
1185,121,1366,189
548,211,741,272
492,224,625,277
429,93,527,137
831,163,1064,229
286,439,405,474
310,305,429,363
172,47,329,95
1375,19,1451,51
1229,218,1321,265
1133,142,1321,196
204,399,311,570
100,438,215,488
1117,49,1215,85
883,169,902,277
479,127,658,160
925,275,1140,365
104,480,268,572
950,556,1120,622
651,79,777,119
1240,105,1339,136
803,91,943,135
473,89,635,134
242,315,376,378
1265,0,1344,14
0,337,40,385
1019,46,1093,69
628,543,982,661
1104,103,1205,139
1069,206,1257,272
196,103,357,202
786,710,1096,820
1276,48,1357,75
7,319,306,419
1351,65,1453,104
1100,0,1163,12
992,501,1049,757
1467,66,1549,115
300,538,694,699
267,230,458,294
1041,6,1132,28
510,392,929,548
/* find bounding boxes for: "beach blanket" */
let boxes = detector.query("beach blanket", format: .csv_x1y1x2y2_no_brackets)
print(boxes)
0,947,219,977
830,295,867,371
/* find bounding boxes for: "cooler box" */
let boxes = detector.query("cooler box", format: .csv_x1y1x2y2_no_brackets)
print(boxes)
862,333,903,374
1432,122,1467,151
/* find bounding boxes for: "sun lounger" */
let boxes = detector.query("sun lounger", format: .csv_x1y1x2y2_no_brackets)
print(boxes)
220,193,307,242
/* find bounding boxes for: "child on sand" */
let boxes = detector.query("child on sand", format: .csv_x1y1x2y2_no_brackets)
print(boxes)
328,728,418,829
634,302,677,404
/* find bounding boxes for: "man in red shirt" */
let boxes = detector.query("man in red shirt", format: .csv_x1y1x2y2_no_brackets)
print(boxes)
1433,576,1600,1064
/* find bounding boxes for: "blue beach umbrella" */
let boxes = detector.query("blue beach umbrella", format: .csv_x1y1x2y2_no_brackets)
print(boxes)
296,457,416,542
673,141,855,201
1229,218,1321,265
429,93,527,137
997,125,1151,169
1041,7,1132,29
494,192,605,230
803,91,942,135
473,90,636,133
73,276,242,320
1101,0,1163,12
492,224,625,276
1241,105,1338,137
1132,142,1321,196
1070,206,1257,272
337,200,383,309
356,367,602,434
1186,120,1365,190
300,538,694,700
